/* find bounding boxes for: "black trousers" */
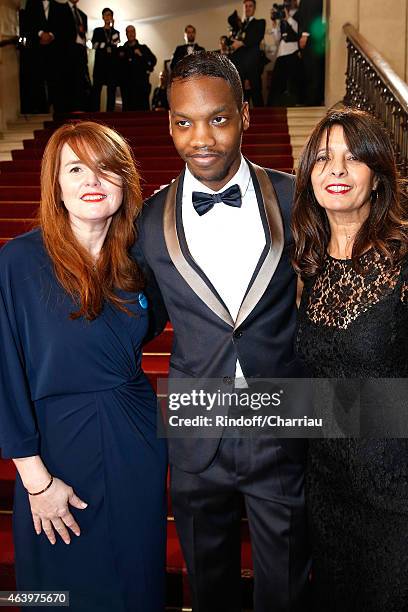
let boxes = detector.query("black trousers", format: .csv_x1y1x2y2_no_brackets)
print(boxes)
91,81,117,112
59,44,91,112
299,47,325,106
268,51,302,107
171,435,310,612
120,81,150,111
20,44,59,113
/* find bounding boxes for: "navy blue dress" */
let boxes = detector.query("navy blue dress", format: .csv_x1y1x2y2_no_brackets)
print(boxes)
0,229,167,611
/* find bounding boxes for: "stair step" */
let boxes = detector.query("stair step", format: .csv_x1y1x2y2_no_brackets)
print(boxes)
0,142,23,152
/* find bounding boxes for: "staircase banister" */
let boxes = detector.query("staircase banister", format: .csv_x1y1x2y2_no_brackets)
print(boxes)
343,22,408,114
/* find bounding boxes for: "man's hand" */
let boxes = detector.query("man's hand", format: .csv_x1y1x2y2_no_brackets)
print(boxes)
39,32,54,45
134,48,142,57
299,34,309,49
231,39,244,50
29,477,88,545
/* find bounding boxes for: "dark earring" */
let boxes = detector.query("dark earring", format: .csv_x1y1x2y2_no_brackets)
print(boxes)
371,190,378,203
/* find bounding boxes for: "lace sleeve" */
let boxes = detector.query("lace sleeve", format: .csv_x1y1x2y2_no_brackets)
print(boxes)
400,256,408,304
401,282,408,304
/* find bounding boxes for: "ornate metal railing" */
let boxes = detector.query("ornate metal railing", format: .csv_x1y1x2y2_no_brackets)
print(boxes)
343,23,408,175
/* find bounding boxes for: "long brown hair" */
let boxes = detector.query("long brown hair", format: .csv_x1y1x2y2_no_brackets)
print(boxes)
39,121,144,320
292,108,408,278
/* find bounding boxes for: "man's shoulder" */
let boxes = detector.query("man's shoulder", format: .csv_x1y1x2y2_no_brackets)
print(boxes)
250,17,266,26
262,167,296,212
264,167,295,187
141,183,174,218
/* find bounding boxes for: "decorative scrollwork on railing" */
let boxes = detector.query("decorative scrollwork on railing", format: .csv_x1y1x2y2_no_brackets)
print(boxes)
343,23,408,176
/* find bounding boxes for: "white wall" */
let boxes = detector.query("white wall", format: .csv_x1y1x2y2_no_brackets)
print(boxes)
88,0,276,92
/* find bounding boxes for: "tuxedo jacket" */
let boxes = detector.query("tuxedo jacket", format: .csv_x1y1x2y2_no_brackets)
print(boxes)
241,17,266,48
170,43,205,70
133,161,307,472
295,0,323,38
23,0,63,47
58,2,88,45
233,18,266,78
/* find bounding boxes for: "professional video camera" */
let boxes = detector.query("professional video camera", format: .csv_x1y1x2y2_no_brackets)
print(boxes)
271,1,291,20
223,9,243,48
227,10,242,38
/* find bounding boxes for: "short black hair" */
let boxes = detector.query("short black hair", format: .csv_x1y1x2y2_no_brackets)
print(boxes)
168,51,244,110
102,7,113,15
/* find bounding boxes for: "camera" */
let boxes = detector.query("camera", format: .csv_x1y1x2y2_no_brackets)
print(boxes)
227,10,242,39
271,1,291,20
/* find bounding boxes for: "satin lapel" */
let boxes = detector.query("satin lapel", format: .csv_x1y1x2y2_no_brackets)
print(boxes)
234,162,285,330
163,174,234,328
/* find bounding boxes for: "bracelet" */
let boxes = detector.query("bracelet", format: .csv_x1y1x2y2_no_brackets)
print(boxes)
27,476,54,496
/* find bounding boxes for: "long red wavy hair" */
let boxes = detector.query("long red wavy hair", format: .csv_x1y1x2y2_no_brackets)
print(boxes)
39,121,144,320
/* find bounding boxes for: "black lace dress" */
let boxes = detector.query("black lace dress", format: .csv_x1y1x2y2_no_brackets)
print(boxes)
296,249,408,612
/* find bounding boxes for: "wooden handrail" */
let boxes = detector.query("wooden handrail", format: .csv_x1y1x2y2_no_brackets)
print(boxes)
343,23,408,113
343,22,408,175
0,36,18,48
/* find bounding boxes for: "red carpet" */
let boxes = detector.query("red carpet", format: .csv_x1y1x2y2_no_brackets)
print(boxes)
0,109,291,607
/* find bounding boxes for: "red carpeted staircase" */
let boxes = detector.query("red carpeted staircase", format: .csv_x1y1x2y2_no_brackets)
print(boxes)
0,108,293,610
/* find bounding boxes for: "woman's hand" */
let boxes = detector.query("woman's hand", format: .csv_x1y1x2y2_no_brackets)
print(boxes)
29,477,88,545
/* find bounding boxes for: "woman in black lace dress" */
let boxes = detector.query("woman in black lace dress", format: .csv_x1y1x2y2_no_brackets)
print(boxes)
292,108,408,611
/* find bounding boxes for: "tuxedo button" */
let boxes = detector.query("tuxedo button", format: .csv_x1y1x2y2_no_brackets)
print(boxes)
233,330,243,339
223,376,233,385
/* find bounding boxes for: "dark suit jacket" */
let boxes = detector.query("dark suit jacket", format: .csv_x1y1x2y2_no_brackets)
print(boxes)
241,17,266,48
232,17,266,79
133,161,308,473
58,2,88,45
119,41,157,81
296,0,323,37
170,43,205,70
92,26,120,82
24,0,63,47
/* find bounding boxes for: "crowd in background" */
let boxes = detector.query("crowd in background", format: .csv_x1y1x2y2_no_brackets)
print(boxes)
18,0,324,113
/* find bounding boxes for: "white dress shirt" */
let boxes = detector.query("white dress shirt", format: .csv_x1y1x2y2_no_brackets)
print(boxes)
270,12,299,57
43,0,49,18
182,156,266,380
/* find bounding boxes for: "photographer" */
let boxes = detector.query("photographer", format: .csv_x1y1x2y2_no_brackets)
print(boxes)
229,0,266,106
91,7,120,111
267,0,301,106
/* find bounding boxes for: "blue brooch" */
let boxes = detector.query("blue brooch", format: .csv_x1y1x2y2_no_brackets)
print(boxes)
138,292,148,310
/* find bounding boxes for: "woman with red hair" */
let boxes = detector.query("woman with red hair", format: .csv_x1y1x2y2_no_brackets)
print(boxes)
0,122,167,611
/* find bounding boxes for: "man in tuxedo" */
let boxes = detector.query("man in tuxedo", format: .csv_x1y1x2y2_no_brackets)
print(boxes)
170,25,205,70
231,0,266,106
58,0,91,111
133,51,310,612
22,0,64,112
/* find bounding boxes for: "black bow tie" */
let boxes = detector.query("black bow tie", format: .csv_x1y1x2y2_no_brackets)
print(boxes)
192,184,242,216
